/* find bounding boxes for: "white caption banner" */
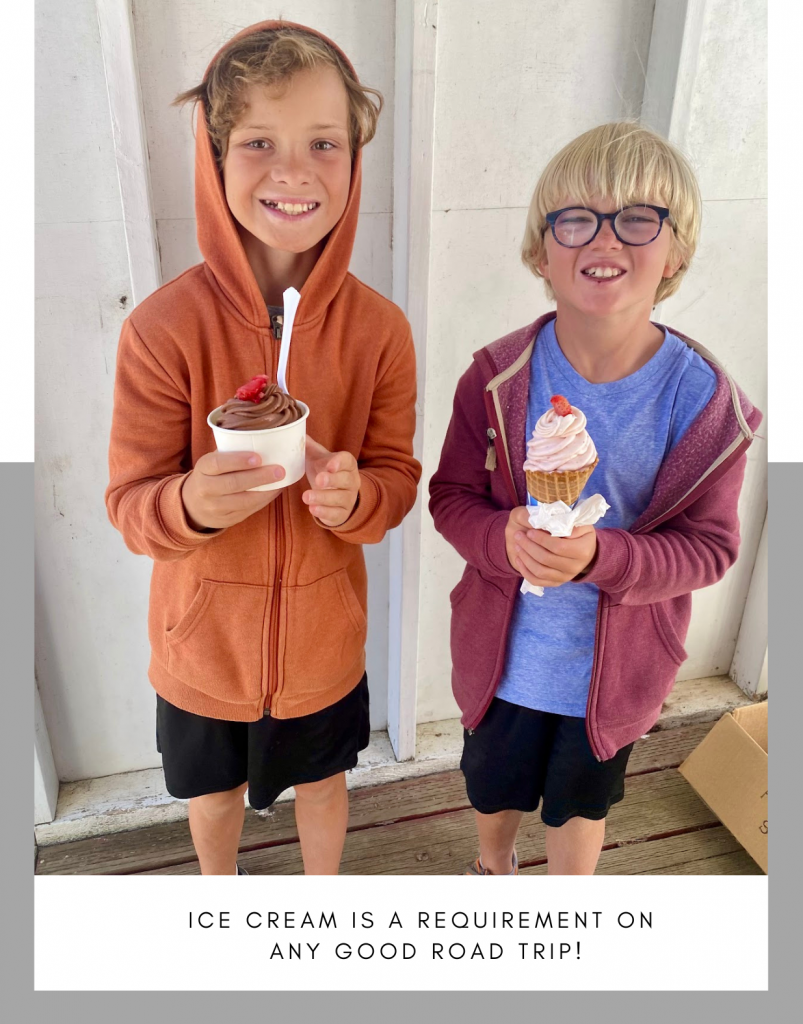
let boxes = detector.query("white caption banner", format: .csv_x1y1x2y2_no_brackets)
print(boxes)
35,875,767,991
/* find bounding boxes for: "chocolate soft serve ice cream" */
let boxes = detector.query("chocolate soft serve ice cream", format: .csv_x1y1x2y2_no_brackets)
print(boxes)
211,376,305,430
207,375,310,491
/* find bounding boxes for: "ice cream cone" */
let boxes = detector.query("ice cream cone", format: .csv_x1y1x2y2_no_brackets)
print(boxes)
526,458,598,505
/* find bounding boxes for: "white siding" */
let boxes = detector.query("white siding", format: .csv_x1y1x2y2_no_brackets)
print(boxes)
35,0,153,780
659,0,767,683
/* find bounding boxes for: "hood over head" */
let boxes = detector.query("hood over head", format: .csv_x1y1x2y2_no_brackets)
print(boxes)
193,20,363,330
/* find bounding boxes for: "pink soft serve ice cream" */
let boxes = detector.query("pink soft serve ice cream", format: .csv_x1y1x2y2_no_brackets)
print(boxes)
524,395,597,472
523,395,599,505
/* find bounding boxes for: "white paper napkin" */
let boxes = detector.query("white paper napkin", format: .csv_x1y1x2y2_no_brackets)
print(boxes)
520,493,610,596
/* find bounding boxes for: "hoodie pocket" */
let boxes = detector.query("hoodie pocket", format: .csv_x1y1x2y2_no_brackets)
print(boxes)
650,600,689,667
282,568,367,695
596,598,689,728
450,568,510,712
166,580,269,703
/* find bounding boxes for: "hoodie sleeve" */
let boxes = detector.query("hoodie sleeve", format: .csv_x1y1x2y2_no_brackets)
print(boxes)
325,326,421,545
580,453,747,604
105,318,222,560
428,361,521,579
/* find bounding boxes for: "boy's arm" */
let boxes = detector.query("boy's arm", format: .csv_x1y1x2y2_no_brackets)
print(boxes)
580,454,747,604
105,319,222,560
324,329,421,545
428,361,520,579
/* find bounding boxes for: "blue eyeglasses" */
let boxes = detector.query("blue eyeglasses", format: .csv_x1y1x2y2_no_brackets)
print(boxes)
544,205,672,247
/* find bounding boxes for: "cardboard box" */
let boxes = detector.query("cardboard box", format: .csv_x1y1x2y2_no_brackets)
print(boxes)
678,702,768,873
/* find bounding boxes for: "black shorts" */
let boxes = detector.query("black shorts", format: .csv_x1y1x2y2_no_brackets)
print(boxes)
156,673,370,810
460,697,634,826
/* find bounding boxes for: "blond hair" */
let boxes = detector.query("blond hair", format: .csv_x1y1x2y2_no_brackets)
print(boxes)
521,122,701,304
174,25,383,164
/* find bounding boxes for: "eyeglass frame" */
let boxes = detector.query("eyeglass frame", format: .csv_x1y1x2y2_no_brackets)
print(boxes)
543,204,673,247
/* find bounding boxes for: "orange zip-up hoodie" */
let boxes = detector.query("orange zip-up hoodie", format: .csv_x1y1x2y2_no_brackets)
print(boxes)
106,21,420,722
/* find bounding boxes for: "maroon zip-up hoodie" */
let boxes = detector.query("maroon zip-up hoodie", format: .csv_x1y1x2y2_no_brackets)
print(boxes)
428,312,762,761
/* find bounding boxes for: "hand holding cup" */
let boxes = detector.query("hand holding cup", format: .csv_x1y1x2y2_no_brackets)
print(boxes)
182,451,286,531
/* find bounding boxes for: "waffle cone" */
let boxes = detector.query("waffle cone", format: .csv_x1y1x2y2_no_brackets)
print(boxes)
525,458,599,505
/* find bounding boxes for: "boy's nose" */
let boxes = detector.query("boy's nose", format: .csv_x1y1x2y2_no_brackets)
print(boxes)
591,218,622,248
269,153,312,187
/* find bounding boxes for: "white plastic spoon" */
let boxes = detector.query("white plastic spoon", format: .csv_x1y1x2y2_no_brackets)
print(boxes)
276,286,301,394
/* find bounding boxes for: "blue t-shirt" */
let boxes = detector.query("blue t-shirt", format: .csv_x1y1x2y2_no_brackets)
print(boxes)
495,318,717,717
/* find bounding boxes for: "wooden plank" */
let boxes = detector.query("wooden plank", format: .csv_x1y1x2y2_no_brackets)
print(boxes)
138,828,762,878
627,720,712,772
36,724,714,875
522,826,745,875
637,851,763,875
137,768,720,876
35,770,469,875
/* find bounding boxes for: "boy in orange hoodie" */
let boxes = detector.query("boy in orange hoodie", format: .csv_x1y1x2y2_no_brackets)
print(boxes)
106,22,420,875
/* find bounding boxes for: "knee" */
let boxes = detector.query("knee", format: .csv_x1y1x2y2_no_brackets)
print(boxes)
294,773,345,806
190,782,248,819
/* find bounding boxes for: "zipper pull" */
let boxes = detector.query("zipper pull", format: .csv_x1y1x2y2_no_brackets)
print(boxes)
485,428,497,471
263,707,271,718
271,314,283,340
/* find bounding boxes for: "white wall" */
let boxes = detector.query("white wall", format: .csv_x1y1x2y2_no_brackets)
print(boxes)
656,0,767,683
35,0,153,782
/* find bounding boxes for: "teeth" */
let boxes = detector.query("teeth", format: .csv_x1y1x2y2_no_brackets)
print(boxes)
266,201,317,215
584,267,623,278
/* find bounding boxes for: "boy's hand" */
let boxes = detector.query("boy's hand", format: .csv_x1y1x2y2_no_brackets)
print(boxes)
505,507,597,587
303,437,361,528
181,451,286,531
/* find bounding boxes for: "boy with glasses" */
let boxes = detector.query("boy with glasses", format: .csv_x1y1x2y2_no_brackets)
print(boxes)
429,122,762,875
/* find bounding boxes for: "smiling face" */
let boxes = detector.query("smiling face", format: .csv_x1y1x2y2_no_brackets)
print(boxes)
222,67,352,257
538,195,682,321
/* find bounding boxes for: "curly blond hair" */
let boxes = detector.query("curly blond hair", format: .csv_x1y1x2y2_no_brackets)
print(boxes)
521,122,702,305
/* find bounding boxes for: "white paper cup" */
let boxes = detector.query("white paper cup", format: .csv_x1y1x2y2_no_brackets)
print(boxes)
207,401,310,491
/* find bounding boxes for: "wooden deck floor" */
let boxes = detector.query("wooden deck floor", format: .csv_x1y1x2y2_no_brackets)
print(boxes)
35,721,762,876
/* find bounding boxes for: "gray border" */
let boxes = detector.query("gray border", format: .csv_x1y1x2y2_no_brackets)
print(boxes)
14,466,790,1015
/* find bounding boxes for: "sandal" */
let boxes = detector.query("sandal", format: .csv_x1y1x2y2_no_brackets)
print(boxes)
465,851,518,875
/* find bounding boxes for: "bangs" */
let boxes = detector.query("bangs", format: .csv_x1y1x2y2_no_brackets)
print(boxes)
535,124,690,219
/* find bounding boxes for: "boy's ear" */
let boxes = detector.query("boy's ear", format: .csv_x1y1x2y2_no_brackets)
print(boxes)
536,251,551,281
662,246,684,280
